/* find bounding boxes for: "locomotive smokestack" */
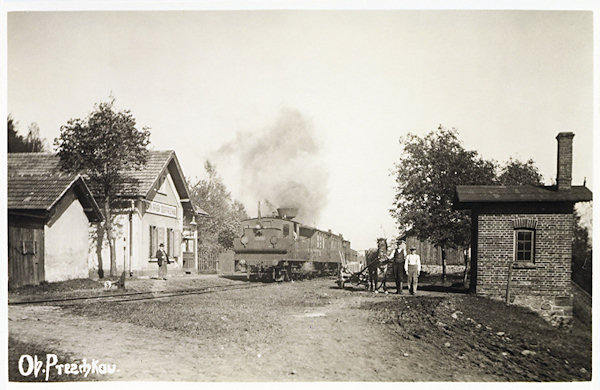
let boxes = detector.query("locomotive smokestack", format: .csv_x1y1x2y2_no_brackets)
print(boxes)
277,207,298,220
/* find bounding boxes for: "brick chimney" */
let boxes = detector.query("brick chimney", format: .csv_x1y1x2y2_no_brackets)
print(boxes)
556,132,574,191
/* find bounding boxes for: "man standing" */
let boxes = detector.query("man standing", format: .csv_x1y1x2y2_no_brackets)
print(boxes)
392,238,406,294
156,243,169,280
404,247,421,295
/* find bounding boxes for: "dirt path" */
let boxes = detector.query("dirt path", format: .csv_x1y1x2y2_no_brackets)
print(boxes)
9,283,462,381
8,298,409,381
8,278,589,382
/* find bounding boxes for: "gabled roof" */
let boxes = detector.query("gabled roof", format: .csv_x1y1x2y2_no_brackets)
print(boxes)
8,174,103,222
455,185,592,209
7,151,193,203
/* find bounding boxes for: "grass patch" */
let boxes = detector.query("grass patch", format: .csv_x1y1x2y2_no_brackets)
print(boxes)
10,278,104,296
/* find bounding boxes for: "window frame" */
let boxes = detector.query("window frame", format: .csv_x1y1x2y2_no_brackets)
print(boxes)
514,228,535,264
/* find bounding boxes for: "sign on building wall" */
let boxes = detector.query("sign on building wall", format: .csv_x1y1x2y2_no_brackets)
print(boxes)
146,200,177,218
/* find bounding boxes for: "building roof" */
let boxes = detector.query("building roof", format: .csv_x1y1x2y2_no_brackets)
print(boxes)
193,205,210,217
455,185,592,209
8,174,104,222
8,151,195,205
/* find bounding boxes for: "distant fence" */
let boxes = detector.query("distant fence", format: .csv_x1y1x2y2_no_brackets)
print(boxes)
198,247,219,274
404,235,466,266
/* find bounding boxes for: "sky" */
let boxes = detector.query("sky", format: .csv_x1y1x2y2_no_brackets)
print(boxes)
6,9,594,250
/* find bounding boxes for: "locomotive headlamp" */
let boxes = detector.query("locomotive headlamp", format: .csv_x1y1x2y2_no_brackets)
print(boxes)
241,235,249,247
270,236,278,247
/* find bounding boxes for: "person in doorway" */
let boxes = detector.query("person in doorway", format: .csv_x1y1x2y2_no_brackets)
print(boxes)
156,243,169,280
391,238,406,294
404,247,421,295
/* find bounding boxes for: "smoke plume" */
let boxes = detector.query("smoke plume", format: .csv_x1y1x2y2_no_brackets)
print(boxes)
216,108,328,224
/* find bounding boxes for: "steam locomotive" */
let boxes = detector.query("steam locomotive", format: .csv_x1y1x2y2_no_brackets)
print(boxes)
233,207,356,281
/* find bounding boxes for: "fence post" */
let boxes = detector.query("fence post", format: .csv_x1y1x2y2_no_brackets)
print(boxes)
505,261,513,304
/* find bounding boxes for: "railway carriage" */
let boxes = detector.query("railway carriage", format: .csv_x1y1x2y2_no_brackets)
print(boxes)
233,208,352,281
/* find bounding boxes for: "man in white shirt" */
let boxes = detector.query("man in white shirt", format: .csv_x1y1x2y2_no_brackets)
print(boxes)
404,247,421,295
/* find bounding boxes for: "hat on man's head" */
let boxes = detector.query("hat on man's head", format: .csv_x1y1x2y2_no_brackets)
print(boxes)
159,243,164,247
410,247,416,251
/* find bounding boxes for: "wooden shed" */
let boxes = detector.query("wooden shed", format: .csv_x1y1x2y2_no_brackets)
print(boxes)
8,173,103,289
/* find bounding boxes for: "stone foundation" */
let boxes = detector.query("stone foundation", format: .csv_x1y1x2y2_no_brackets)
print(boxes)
483,293,573,327
511,294,573,327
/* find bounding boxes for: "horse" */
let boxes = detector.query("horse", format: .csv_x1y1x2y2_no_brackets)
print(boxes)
364,238,391,292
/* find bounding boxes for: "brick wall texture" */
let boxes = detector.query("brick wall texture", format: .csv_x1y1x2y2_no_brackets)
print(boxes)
476,208,573,326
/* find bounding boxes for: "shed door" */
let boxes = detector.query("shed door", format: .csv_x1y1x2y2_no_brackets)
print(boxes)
8,224,45,289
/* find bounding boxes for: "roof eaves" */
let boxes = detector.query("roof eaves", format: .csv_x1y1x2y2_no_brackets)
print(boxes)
75,176,105,222
45,174,81,212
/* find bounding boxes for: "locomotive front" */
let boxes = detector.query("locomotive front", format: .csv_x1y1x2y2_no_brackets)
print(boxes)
233,207,300,281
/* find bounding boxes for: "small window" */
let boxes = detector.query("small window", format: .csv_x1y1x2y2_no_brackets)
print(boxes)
515,229,535,262
283,225,290,237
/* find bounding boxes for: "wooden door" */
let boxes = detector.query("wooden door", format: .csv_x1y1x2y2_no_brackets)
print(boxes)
8,222,45,289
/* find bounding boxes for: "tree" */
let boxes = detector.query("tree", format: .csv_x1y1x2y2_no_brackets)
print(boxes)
8,115,46,152
391,126,496,249
54,98,150,277
188,161,248,252
572,206,592,293
498,158,543,186
25,122,46,152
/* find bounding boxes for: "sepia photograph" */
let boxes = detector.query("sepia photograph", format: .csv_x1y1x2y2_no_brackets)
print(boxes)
2,0,597,386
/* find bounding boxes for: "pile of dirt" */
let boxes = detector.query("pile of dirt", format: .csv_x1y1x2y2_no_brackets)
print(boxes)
366,295,591,381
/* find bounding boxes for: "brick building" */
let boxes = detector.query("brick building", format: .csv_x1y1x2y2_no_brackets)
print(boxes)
455,132,592,325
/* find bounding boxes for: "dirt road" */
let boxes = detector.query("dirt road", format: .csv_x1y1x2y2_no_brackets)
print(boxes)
8,278,591,382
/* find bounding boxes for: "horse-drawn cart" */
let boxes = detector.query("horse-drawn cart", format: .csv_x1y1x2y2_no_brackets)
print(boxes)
336,255,369,289
337,238,395,291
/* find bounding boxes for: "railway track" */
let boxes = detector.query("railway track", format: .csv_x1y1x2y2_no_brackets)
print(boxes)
8,282,267,307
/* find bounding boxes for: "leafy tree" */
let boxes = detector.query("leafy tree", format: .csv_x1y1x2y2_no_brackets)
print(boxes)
391,126,496,249
8,115,46,152
498,158,543,186
189,161,248,252
54,98,151,277
572,206,592,293
391,126,552,251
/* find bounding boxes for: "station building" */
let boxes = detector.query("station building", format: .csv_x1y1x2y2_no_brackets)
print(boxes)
7,151,205,282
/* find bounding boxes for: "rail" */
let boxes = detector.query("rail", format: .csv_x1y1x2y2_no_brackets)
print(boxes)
8,283,267,307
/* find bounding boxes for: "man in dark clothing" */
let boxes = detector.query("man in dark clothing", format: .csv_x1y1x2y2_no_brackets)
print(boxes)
391,238,406,294
156,243,169,280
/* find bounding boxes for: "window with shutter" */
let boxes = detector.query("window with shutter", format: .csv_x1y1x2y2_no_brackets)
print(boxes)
175,230,182,257
149,225,159,257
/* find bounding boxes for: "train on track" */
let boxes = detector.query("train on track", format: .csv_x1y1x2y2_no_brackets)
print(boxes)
233,207,357,281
